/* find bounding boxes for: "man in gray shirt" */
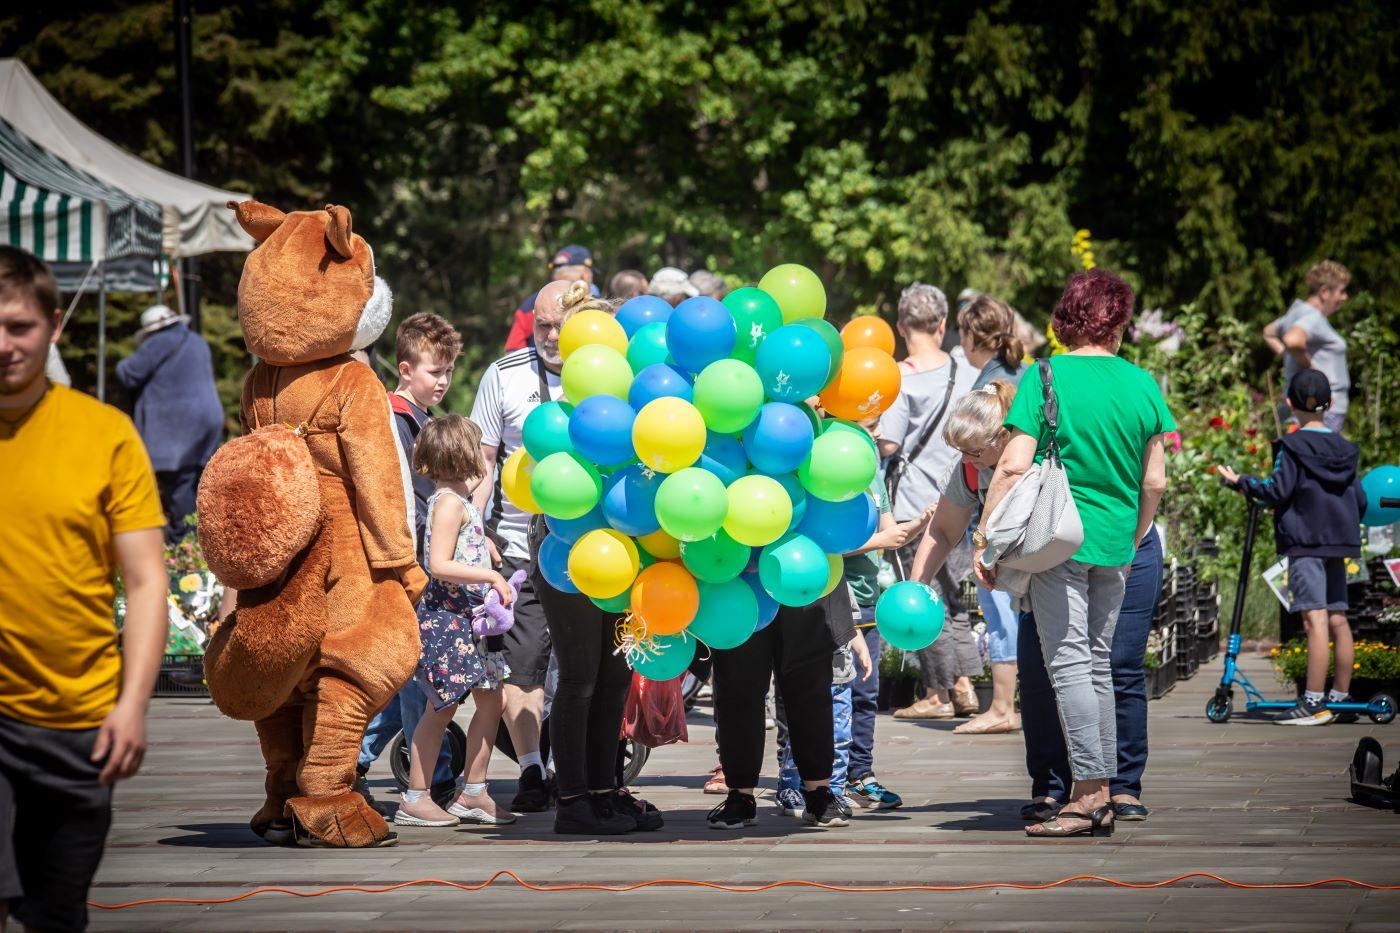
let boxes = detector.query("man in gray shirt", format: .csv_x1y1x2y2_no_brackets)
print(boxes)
1263,260,1350,432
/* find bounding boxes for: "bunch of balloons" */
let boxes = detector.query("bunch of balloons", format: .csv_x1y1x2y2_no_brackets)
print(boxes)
502,263,934,679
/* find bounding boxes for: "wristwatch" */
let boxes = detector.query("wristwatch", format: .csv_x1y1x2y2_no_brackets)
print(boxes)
971,530,988,549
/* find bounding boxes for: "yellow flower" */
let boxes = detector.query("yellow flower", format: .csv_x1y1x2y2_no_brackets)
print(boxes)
1354,663,1361,670
178,573,202,593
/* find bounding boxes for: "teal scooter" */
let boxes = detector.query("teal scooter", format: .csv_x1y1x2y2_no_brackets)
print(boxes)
1205,497,1397,725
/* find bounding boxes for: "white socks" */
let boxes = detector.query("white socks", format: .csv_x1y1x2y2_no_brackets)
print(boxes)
1304,690,1325,706
519,751,543,774
1327,689,1349,703
402,789,425,803
462,781,487,796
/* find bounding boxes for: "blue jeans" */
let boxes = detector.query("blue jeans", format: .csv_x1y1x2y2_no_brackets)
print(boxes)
778,680,853,795
847,617,880,783
1018,530,1164,800
357,678,454,785
976,585,1019,663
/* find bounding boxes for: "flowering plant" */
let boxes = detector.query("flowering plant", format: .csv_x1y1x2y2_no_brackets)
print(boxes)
1271,639,1400,683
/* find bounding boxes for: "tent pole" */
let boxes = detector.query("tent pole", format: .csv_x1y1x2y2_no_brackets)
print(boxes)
175,0,201,333
96,262,107,402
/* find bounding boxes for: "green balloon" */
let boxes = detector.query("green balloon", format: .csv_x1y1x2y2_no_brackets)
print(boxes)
876,581,946,651
688,578,759,649
679,529,750,583
654,467,728,542
693,359,764,434
821,417,878,454
758,264,827,324
794,317,844,388
562,344,632,404
795,401,823,438
591,588,633,614
627,321,671,373
630,631,697,681
799,429,878,502
758,532,829,606
724,287,784,364
522,401,575,461
531,451,603,519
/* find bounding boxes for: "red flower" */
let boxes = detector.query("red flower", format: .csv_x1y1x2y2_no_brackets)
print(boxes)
1247,444,1258,454
1209,416,1225,429
1244,427,1258,438
1206,465,1218,474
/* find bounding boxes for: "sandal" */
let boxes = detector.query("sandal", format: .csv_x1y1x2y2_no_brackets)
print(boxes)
1025,805,1114,838
1019,800,1062,822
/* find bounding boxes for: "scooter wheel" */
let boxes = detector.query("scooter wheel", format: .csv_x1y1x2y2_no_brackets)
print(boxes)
1368,693,1397,725
1206,695,1232,723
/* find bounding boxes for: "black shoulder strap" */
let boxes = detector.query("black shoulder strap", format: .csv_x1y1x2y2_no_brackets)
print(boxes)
904,356,960,467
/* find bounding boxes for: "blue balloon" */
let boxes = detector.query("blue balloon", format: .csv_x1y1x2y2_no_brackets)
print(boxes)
741,571,780,632
755,323,832,402
626,321,671,373
616,295,674,338
601,463,664,536
742,402,815,475
568,395,637,466
628,363,693,411
1362,465,1400,526
760,470,808,533
666,296,736,374
799,492,878,554
545,504,609,545
630,630,697,681
537,533,580,594
699,430,748,485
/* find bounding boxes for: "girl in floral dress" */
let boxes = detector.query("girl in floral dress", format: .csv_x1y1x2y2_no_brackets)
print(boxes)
395,414,517,828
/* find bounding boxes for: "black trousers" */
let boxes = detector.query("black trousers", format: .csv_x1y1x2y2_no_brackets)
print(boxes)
712,601,838,790
156,465,202,545
538,583,633,798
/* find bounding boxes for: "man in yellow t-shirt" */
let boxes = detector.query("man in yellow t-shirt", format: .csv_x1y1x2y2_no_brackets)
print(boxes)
0,247,167,933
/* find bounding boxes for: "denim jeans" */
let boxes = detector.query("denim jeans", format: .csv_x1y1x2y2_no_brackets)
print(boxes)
357,678,453,785
778,680,853,795
1019,530,1164,800
847,617,881,783
976,584,1019,663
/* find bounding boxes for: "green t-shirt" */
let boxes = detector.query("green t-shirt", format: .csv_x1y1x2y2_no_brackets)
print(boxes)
1004,356,1175,567
844,477,892,608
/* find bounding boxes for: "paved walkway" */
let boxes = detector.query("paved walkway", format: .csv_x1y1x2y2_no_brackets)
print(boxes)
89,654,1400,931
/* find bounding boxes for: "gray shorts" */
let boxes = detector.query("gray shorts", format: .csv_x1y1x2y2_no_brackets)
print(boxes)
1289,556,1348,613
502,553,552,687
1,714,113,932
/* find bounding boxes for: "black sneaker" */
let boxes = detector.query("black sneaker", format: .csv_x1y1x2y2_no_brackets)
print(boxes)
553,794,634,835
1329,694,1360,724
801,786,849,827
613,790,664,831
707,790,757,830
512,764,554,812
1275,699,1334,726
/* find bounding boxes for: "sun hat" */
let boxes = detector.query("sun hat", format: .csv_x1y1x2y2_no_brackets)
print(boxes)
136,304,190,338
648,266,698,300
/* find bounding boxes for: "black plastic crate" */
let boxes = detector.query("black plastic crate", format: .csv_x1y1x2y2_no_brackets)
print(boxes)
154,654,208,697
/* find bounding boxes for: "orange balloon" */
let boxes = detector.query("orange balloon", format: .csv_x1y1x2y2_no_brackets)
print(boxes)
630,561,699,636
819,347,902,420
840,315,896,356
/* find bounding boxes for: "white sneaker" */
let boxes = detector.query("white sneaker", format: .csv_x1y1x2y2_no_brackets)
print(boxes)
392,808,458,827
448,801,517,825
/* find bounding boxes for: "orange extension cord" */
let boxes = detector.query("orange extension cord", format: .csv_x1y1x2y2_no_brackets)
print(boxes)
89,869,1400,910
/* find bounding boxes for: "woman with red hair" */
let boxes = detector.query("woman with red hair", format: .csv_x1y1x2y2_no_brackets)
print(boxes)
973,269,1173,839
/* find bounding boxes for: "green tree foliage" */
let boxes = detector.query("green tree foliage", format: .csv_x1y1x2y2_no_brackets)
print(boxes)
3,1,1396,424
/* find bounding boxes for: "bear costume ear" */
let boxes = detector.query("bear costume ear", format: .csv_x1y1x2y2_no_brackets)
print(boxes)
228,200,286,243
324,204,354,259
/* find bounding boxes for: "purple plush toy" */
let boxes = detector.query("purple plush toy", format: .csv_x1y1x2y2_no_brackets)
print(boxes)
473,568,527,637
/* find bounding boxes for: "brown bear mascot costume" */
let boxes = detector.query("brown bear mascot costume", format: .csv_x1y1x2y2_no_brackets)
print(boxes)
197,201,425,848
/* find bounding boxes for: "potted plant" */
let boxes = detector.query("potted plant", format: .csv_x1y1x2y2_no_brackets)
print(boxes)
878,647,920,712
1272,639,1400,700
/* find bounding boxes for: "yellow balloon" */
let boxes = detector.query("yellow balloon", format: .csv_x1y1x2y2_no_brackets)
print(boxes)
559,310,629,361
501,447,542,514
632,397,706,473
819,552,844,597
723,474,792,546
568,528,641,599
637,529,682,560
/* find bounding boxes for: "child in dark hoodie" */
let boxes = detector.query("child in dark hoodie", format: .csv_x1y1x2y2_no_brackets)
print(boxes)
1219,370,1367,726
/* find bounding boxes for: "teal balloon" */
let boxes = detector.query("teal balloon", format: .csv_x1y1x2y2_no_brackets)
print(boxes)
630,631,697,681
627,321,672,373
755,323,830,402
655,467,728,542
799,427,878,502
757,532,828,606
724,287,784,365
1361,465,1400,526
693,358,764,434
794,317,844,387
531,451,602,519
680,529,750,583
591,588,633,614
876,581,945,651
522,401,575,461
688,578,759,649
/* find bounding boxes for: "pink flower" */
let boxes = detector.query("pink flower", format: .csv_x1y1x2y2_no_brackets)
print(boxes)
1164,430,1183,453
